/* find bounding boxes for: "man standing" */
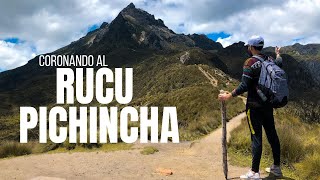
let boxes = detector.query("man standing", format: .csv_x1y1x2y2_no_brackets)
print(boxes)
218,36,282,179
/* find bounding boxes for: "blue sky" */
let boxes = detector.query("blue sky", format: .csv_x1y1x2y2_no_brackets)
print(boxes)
0,0,319,71
207,32,231,41
3,38,21,44
88,24,100,33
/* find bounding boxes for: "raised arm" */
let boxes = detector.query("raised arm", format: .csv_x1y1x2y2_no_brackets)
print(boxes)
274,46,283,67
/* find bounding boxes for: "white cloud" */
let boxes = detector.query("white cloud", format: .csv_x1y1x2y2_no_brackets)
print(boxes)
0,0,139,70
217,36,233,48
0,41,36,70
189,0,320,47
141,0,320,47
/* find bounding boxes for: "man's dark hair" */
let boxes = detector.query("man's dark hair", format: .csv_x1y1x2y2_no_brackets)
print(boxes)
252,46,263,51
252,41,264,51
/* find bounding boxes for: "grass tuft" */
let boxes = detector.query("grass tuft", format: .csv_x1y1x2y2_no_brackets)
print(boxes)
140,146,159,155
0,141,32,158
296,148,320,180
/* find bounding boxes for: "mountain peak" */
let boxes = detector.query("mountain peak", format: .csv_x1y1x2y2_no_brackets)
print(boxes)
55,3,225,54
293,42,302,47
100,22,108,28
119,3,166,28
126,2,136,9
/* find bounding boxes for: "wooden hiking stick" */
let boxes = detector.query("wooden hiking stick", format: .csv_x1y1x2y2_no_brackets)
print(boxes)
220,90,228,180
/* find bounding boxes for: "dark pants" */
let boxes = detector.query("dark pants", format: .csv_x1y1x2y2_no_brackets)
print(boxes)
246,106,281,172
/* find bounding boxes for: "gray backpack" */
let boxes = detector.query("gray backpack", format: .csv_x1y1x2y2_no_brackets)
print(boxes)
253,55,289,108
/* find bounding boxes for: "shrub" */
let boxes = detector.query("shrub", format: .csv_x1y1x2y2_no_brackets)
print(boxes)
62,141,76,150
76,131,102,149
296,150,320,180
228,118,251,155
0,141,32,158
273,124,305,164
140,146,159,155
31,140,60,153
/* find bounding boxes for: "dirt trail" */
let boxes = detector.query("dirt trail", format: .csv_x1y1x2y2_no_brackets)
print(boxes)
0,113,252,180
198,66,218,87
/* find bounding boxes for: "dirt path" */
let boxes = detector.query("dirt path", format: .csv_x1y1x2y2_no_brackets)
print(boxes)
0,113,253,180
198,66,218,87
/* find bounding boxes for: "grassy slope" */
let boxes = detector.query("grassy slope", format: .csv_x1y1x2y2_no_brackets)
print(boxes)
228,105,320,180
130,52,245,140
0,49,245,156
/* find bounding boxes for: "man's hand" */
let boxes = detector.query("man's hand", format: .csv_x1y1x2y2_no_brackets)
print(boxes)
218,91,232,101
275,46,281,57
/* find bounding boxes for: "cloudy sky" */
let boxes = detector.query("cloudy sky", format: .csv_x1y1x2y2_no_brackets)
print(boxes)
0,0,319,71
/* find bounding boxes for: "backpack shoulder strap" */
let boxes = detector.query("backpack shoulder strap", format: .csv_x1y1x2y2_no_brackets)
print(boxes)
252,55,265,62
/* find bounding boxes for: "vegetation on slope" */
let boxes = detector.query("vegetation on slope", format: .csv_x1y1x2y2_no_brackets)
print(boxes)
228,105,320,179
0,49,245,157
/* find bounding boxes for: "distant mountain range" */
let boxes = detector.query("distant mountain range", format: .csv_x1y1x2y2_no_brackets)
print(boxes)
0,3,319,141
